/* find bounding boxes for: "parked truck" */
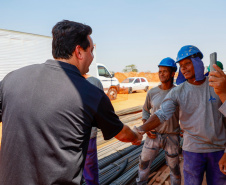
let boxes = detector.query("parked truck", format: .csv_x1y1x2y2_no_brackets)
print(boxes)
0,29,119,100
88,46,120,100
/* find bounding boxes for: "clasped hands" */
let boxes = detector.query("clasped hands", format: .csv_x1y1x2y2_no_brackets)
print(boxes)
131,126,145,145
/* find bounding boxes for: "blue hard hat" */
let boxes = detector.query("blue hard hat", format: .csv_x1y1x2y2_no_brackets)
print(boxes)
176,45,203,63
158,57,177,72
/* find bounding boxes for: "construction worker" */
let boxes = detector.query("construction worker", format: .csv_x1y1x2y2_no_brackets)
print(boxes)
83,75,103,185
135,45,226,185
205,61,224,76
136,58,181,185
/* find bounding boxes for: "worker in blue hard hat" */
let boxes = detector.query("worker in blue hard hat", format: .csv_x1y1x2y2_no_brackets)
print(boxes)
134,45,226,185
205,61,224,76
136,57,181,185
175,45,205,85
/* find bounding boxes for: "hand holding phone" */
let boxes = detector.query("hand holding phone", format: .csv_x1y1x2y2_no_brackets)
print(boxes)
210,52,217,72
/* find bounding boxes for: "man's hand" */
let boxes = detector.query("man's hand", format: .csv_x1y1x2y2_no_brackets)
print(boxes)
131,126,143,145
115,125,142,144
147,130,157,139
142,119,157,139
209,64,226,103
138,114,161,134
219,153,226,175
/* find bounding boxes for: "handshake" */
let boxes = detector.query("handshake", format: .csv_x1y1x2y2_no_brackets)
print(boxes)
131,126,145,145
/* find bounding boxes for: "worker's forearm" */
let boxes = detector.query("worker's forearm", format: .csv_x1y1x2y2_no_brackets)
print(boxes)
142,119,147,124
137,114,161,133
115,125,137,143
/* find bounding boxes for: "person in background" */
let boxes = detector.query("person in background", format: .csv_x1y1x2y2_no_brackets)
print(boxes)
0,81,1,150
83,75,103,185
0,20,142,185
135,45,226,185
136,58,181,185
205,61,223,76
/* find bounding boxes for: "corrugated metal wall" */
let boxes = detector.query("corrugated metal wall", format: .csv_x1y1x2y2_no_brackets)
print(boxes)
0,29,53,80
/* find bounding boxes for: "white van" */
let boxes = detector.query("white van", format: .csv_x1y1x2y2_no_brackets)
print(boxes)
88,61,119,100
87,44,120,100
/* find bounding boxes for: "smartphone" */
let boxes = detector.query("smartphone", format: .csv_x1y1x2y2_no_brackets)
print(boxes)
210,52,217,72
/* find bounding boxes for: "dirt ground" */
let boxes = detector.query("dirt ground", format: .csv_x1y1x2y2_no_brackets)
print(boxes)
111,82,159,111
115,71,178,83
111,90,147,111
115,72,160,83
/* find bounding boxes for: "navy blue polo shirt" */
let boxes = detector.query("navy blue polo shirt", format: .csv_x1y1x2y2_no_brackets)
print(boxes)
0,59,123,185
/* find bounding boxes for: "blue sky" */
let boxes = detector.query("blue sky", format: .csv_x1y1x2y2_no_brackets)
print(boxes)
1,0,226,72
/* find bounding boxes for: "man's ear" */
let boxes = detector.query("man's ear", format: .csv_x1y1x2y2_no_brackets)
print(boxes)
74,45,83,60
171,71,175,77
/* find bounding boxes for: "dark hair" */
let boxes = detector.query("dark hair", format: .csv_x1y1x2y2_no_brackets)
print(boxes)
190,52,202,59
52,20,92,59
169,67,175,84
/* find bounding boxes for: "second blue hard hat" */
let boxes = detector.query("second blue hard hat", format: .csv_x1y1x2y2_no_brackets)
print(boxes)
176,45,203,63
158,57,177,72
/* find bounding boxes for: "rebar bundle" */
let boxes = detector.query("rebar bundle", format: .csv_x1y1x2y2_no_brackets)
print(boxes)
82,106,168,185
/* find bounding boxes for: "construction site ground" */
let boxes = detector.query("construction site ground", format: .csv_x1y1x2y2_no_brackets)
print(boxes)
111,82,159,111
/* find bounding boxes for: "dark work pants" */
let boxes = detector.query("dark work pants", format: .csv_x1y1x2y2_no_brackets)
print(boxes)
183,150,226,185
83,137,99,185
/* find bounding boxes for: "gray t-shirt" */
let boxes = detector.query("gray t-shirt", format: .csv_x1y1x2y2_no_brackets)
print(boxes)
143,85,179,134
155,77,226,153
87,76,104,139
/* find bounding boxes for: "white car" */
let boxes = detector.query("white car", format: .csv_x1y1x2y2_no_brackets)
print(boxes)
120,77,149,94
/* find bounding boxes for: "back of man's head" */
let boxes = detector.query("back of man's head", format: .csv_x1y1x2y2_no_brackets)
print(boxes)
52,20,92,60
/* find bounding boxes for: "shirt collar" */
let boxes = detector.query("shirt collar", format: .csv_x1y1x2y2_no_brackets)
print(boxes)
45,59,82,76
